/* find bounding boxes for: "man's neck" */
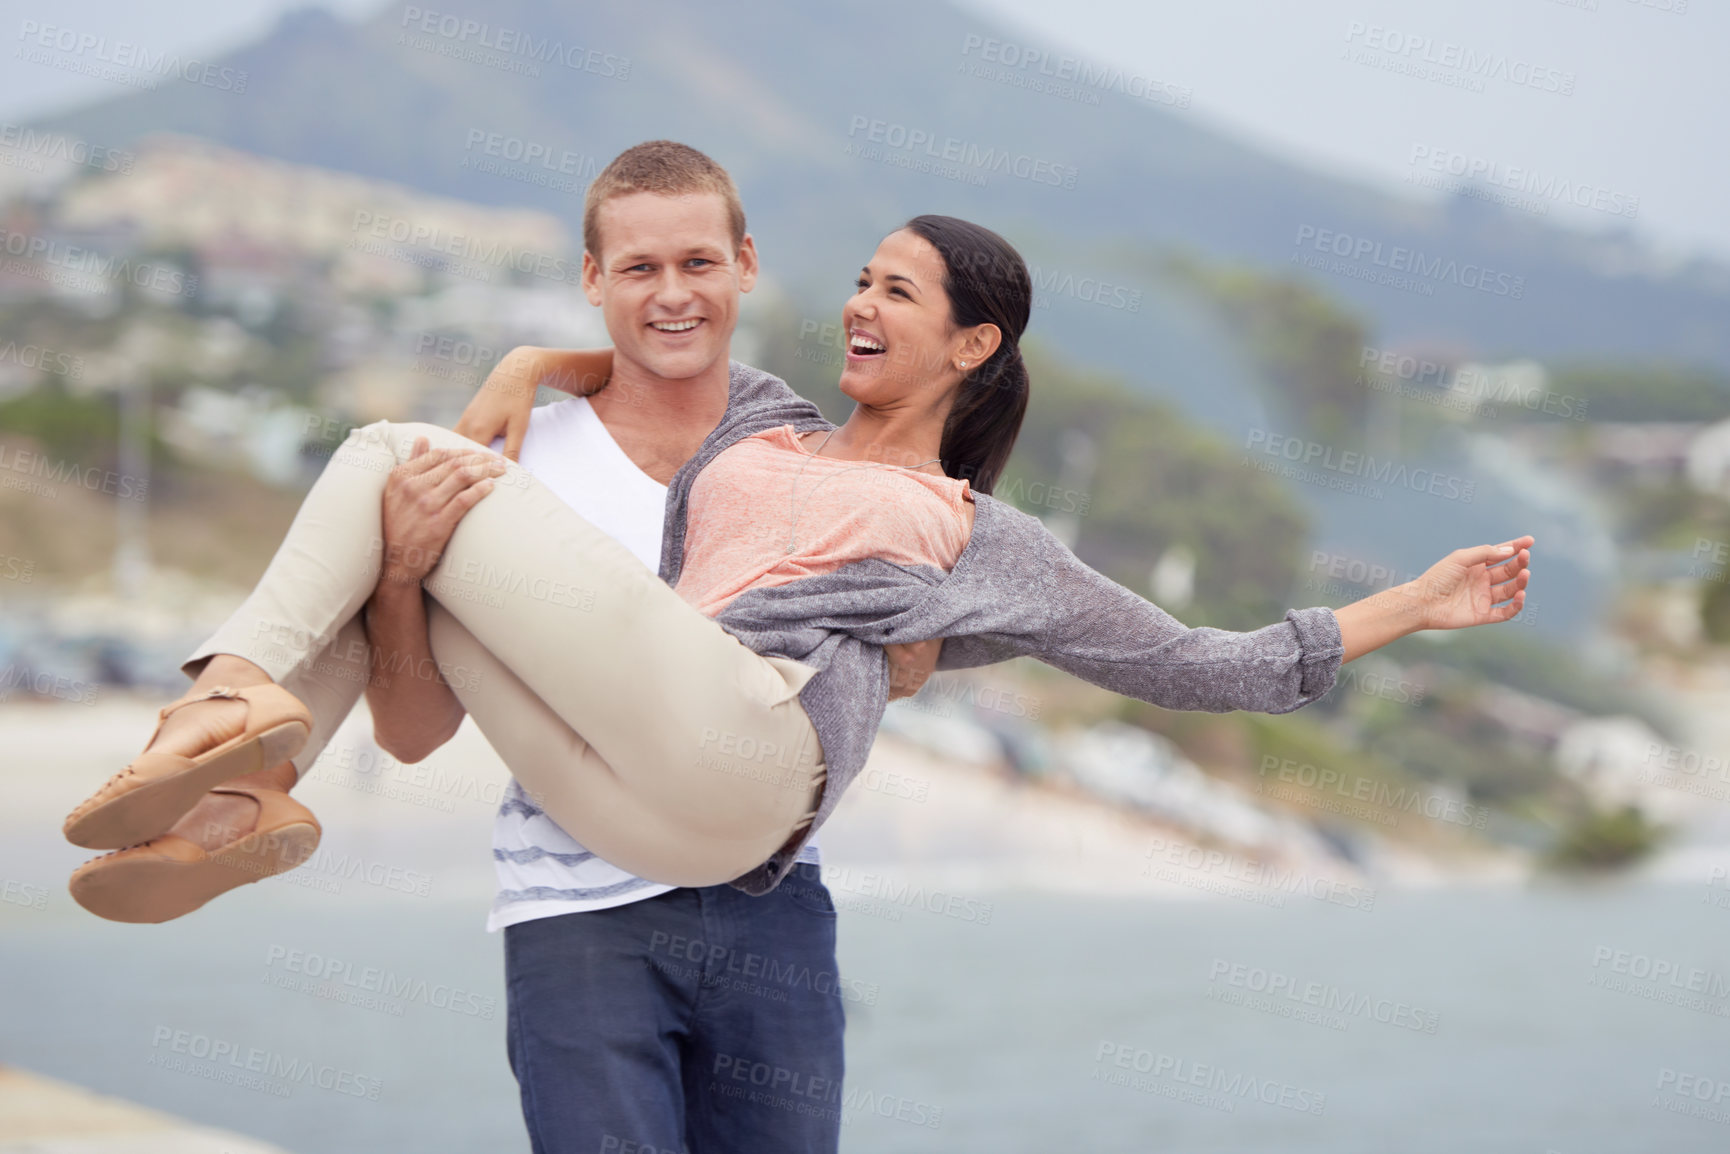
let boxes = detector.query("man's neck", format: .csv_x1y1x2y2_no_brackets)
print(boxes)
588,355,733,485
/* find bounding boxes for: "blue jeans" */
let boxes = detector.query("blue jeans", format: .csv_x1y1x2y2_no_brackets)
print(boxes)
505,864,847,1154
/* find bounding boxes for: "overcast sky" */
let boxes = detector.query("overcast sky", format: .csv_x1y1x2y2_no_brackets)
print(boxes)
5,0,1725,262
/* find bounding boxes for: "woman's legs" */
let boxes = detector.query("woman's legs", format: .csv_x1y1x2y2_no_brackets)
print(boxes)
426,604,823,886
143,420,822,864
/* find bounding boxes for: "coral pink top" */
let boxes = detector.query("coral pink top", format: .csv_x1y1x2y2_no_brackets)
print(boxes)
675,425,974,617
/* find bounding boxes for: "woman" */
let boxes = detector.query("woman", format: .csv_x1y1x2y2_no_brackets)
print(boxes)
62,215,1531,921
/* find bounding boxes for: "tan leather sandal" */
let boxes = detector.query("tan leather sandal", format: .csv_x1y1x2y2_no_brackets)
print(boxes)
68,786,321,924
63,683,312,850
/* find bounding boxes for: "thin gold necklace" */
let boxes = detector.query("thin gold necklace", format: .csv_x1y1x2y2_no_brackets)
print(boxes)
785,428,942,555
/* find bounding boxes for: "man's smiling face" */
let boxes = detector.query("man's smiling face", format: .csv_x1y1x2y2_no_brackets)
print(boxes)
583,191,757,382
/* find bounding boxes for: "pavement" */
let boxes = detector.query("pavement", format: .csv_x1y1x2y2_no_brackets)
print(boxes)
0,1065,291,1154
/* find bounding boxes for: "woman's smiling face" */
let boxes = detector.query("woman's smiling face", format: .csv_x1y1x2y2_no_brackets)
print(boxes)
838,228,971,410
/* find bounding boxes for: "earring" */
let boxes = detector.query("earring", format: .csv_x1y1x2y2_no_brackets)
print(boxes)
959,360,969,368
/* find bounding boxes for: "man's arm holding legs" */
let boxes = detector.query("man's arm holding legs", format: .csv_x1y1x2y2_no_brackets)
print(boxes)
364,438,505,762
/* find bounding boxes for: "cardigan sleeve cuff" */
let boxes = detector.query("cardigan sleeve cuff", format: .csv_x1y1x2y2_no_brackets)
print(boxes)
1285,606,1346,706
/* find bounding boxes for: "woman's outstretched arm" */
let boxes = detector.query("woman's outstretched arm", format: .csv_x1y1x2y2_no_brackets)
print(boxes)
453,346,614,460
932,506,1534,714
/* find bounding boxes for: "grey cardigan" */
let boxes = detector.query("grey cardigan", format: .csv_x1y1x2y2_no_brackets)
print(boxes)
659,364,1345,894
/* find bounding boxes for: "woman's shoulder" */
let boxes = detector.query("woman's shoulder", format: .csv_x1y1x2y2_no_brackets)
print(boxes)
967,490,1053,536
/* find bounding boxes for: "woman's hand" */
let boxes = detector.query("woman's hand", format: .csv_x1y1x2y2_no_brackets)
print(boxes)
376,437,507,590
885,638,943,701
1335,536,1532,662
453,348,548,462
1410,535,1533,631
454,346,614,461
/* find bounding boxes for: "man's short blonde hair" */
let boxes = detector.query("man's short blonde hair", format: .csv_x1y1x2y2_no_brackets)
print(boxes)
582,140,746,261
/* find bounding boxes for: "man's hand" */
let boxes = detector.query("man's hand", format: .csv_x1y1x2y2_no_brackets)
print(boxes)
885,638,942,701
378,437,507,589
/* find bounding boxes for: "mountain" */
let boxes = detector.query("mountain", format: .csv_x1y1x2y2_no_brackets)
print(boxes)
33,0,1730,378
27,0,1728,638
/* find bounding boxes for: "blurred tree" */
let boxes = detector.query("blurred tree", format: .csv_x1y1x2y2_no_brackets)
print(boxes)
1546,363,1730,424
1166,253,1373,446
1701,579,1730,644
1545,805,1666,871
1005,346,1309,631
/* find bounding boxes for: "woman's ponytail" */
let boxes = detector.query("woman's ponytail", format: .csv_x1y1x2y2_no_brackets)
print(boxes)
902,215,1032,496
939,341,1028,495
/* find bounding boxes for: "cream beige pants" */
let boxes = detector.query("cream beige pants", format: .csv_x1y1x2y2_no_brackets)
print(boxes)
184,421,825,886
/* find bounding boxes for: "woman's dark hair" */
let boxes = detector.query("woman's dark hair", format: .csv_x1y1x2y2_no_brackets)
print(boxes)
901,214,1031,495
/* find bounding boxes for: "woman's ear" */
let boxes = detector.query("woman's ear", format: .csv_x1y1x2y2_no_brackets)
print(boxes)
956,323,1002,370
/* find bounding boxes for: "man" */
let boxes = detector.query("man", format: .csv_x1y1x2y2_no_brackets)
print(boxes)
362,141,938,1153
